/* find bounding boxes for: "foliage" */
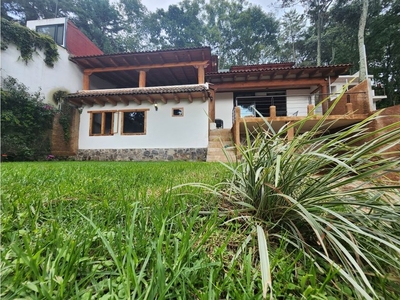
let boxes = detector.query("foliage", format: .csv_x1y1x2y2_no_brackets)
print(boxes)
145,0,206,49
53,90,75,142
0,0,75,23
191,99,400,298
1,77,56,160
1,17,59,67
203,0,279,68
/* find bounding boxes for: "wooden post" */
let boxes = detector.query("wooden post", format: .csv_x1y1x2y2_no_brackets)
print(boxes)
234,106,241,149
197,66,205,84
307,104,315,115
321,84,328,114
287,122,294,141
270,105,276,117
139,70,147,88
208,89,216,123
83,71,91,90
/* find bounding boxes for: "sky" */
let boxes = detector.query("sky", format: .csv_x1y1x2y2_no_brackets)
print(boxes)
139,0,301,17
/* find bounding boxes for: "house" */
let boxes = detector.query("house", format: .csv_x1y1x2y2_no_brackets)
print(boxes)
66,49,382,162
2,17,388,162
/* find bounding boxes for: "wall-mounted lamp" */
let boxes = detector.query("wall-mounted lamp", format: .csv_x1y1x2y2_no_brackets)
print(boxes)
154,102,158,111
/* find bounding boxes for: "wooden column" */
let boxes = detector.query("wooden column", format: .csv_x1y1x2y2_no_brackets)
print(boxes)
321,84,329,114
208,89,216,122
197,66,205,84
83,71,91,90
139,70,147,88
287,122,294,141
234,106,241,149
270,105,276,117
307,104,315,115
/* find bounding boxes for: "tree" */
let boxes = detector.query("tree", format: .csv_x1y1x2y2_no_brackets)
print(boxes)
204,0,279,68
145,0,206,49
277,10,307,64
358,0,368,82
1,0,73,23
281,0,335,65
67,0,124,53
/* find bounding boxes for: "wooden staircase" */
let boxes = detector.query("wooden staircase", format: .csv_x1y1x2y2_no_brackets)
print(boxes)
206,129,237,163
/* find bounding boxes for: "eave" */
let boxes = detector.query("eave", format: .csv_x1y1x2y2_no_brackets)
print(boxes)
67,84,211,107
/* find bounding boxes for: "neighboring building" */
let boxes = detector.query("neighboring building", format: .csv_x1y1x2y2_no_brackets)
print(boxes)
1,17,103,105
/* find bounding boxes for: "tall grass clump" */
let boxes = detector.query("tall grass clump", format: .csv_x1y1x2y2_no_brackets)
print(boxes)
201,107,400,298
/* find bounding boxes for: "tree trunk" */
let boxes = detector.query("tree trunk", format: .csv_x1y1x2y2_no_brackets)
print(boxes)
358,0,368,82
317,12,322,66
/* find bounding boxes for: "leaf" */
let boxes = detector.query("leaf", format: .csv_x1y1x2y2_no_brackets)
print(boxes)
257,225,273,299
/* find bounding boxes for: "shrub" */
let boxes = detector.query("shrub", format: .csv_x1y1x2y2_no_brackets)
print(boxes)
193,102,400,298
1,77,56,161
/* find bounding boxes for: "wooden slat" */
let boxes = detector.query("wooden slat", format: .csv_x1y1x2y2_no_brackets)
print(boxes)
83,60,209,74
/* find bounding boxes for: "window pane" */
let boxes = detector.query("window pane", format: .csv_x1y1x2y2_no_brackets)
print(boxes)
37,25,56,40
104,112,113,134
92,113,102,134
123,111,145,133
55,24,64,45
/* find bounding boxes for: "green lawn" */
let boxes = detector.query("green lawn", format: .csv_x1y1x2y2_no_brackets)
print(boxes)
0,161,395,299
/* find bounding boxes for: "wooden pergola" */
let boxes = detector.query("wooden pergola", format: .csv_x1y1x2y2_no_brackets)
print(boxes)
69,47,217,90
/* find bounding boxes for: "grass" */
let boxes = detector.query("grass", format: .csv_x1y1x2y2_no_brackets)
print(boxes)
1,160,399,299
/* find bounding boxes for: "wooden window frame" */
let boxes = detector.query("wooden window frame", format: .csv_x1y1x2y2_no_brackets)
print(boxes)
120,109,148,136
172,107,184,117
88,110,116,136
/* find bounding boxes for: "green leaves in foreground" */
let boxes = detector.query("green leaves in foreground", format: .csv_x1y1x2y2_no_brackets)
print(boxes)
199,108,400,299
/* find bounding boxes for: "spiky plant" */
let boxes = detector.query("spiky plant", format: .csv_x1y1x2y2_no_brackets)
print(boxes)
199,99,400,298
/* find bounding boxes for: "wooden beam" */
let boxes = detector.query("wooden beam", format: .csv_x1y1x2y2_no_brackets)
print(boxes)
208,90,215,122
119,96,130,106
121,57,130,66
174,94,180,103
296,70,305,79
83,72,91,90
212,78,326,91
139,70,147,88
81,98,93,107
160,95,167,104
132,96,141,105
147,96,154,104
92,98,105,106
197,65,205,84
83,60,209,74
188,94,193,103
69,98,82,106
104,96,117,106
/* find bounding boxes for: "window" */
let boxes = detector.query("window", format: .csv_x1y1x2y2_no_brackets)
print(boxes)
36,24,64,46
121,110,147,135
172,108,184,117
89,112,114,136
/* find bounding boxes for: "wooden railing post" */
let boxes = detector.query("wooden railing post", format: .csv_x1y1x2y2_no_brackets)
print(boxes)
234,106,241,150
270,105,276,117
307,104,315,115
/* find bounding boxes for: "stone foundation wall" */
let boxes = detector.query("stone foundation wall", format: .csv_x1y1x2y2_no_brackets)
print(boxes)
76,148,208,161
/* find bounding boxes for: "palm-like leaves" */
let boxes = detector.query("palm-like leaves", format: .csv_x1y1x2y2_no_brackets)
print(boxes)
215,102,400,298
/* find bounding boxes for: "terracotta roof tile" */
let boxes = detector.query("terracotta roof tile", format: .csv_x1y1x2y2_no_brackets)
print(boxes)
68,84,209,98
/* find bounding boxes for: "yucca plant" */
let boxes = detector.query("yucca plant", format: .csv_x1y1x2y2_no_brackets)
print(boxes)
199,99,400,298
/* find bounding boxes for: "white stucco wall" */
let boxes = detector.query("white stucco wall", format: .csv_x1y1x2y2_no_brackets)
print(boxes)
78,100,209,149
215,92,234,129
1,44,83,104
286,89,311,116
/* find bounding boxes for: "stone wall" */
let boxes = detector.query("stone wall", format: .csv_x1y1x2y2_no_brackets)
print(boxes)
76,148,207,161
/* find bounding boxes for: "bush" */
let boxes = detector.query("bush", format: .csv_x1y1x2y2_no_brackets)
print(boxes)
1,77,56,161
193,100,400,298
